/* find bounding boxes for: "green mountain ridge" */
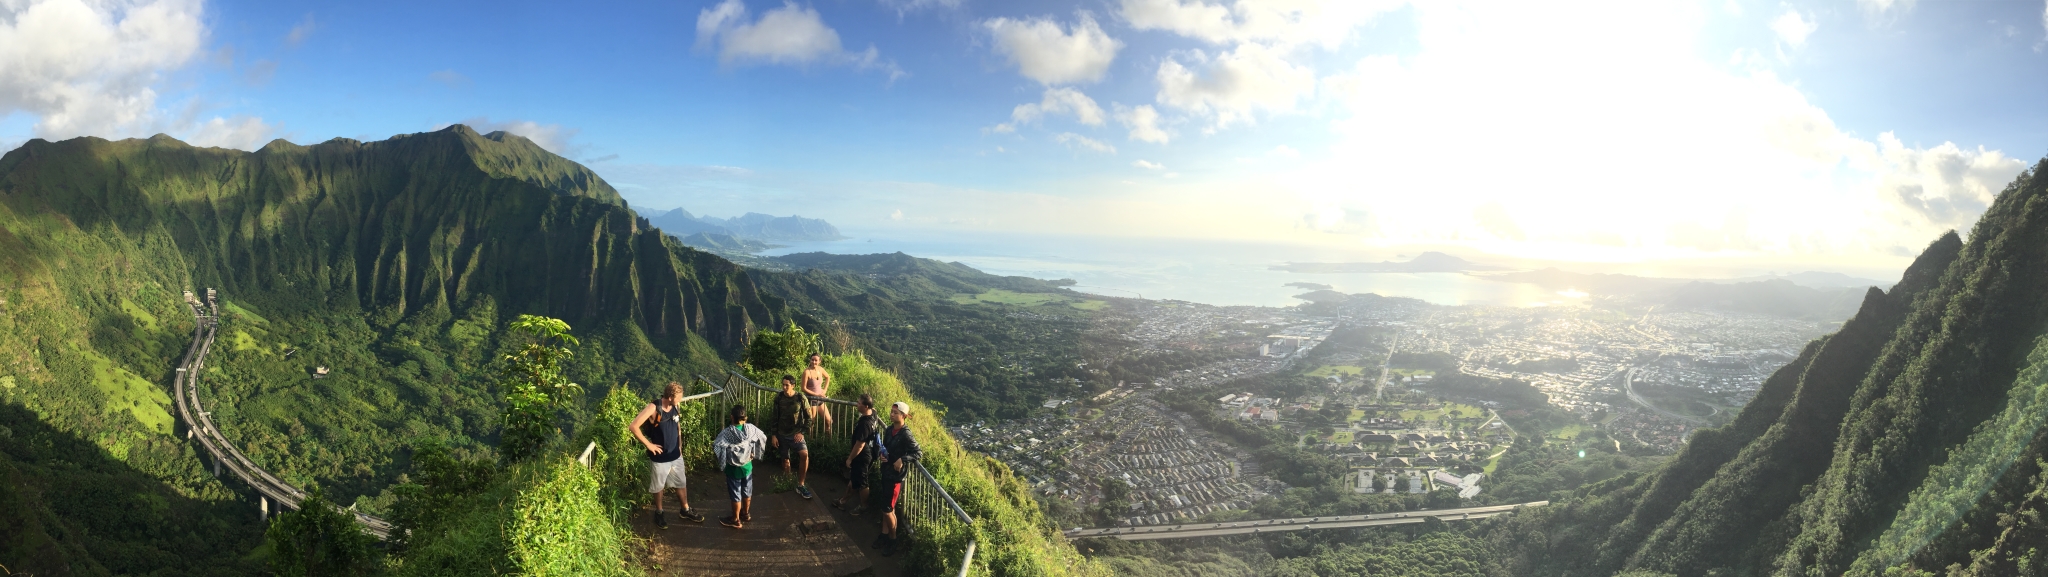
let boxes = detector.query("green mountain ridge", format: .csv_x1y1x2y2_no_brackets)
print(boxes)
1490,160,2048,576
0,125,1097,575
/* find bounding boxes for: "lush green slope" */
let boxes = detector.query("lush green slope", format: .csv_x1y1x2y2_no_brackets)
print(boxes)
1488,161,2048,576
0,126,791,570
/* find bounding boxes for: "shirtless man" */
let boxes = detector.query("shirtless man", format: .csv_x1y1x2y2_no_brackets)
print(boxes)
801,353,834,428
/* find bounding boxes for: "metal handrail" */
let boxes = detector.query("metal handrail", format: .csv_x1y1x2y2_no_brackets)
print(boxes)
713,369,980,576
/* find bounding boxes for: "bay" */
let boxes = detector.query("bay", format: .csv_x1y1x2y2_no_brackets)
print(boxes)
761,230,1569,308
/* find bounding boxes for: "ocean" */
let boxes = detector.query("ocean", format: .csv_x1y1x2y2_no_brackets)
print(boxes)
760,231,1569,309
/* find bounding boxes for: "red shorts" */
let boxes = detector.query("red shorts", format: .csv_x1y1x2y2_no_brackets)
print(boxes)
883,482,903,513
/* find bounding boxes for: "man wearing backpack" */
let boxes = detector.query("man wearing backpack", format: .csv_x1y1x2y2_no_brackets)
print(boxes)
630,382,703,529
833,394,881,514
874,401,923,557
769,374,815,499
713,403,768,529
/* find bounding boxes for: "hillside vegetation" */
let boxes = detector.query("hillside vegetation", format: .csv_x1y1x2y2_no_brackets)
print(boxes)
0,127,1098,575
1485,159,2048,576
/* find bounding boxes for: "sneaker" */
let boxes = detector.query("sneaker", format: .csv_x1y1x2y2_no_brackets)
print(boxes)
880,538,899,557
871,535,889,549
796,485,815,500
677,508,705,523
720,516,742,529
653,511,669,530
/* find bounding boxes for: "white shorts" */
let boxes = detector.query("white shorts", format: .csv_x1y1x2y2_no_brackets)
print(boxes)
649,459,686,493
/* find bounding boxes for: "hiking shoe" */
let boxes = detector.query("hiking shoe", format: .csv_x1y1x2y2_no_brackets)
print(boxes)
880,538,899,557
796,485,814,500
871,535,890,550
720,516,742,529
677,508,705,523
652,511,669,530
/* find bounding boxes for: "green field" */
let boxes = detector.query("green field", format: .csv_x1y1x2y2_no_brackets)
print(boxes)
949,289,1107,311
1308,365,1369,378
1324,431,1355,443
1398,402,1487,423
76,346,173,435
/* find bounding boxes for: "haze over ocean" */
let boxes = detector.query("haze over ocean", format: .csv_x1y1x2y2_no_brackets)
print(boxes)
766,230,1577,308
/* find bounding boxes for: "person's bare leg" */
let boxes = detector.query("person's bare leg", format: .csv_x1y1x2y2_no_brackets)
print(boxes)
654,490,665,514
883,511,897,538
797,449,809,486
741,497,752,523
730,500,743,528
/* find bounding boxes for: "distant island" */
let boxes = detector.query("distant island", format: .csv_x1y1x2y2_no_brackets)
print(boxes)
1284,282,1333,290
636,206,845,247
1273,251,1501,274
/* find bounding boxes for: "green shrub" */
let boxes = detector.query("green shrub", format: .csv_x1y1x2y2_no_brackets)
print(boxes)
267,487,381,577
508,457,638,577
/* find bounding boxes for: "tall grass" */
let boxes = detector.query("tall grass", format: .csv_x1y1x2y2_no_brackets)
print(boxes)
821,352,1106,577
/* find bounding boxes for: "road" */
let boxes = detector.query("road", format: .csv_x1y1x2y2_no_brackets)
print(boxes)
1621,366,1704,425
172,291,391,538
1063,501,1549,541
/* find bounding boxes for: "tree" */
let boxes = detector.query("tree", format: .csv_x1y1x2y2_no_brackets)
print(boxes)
267,488,378,577
498,315,581,463
743,321,822,378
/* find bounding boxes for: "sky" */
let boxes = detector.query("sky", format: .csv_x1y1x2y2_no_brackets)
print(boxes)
5,0,2048,277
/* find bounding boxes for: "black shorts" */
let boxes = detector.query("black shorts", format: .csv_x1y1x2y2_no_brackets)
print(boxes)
848,455,874,489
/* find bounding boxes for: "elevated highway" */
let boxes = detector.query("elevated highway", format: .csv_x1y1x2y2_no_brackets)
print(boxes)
172,290,391,539
1064,501,1547,541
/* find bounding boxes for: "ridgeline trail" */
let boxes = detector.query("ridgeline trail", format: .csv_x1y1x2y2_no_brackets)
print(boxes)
171,289,392,539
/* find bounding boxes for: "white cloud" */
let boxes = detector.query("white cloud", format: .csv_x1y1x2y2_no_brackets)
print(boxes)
1054,132,1116,154
0,0,206,139
696,0,904,80
284,13,315,47
991,87,1105,133
1133,159,1165,170
1268,144,1298,157
889,208,904,220
455,117,584,157
984,12,1123,85
1280,0,2025,263
1114,103,1171,143
1117,0,1403,48
1771,10,1817,47
184,116,274,150
1155,42,1316,131
1857,0,1916,21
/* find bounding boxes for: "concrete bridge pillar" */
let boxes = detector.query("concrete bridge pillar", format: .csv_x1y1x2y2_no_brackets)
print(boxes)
261,496,268,521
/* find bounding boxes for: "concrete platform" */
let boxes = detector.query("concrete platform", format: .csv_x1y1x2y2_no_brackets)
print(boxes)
632,468,884,577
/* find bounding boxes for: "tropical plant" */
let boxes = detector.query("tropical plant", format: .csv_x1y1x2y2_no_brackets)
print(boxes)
499,315,582,463
267,487,381,577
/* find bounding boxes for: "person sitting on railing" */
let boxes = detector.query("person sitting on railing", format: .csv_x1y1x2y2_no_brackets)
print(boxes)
714,403,769,529
874,401,923,557
770,374,816,500
834,394,881,514
802,353,834,429
630,382,706,529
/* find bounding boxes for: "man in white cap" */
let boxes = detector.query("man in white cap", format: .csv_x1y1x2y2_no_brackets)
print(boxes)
873,401,923,556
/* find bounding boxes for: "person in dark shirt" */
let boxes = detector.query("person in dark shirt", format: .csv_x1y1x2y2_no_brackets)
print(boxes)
874,401,923,556
629,382,704,529
769,374,815,499
834,394,881,514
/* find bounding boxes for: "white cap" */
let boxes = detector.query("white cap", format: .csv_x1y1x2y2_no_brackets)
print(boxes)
891,402,912,416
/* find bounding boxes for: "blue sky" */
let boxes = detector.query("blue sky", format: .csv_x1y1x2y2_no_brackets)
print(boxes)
4,0,2048,274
